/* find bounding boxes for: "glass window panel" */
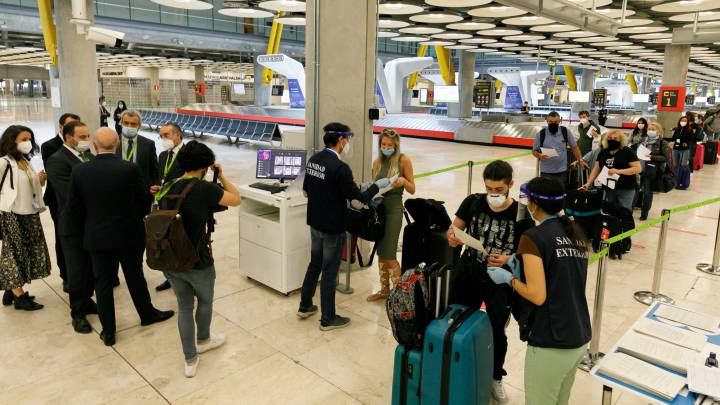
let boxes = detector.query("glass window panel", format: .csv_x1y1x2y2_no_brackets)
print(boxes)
130,0,160,23
96,0,130,19
160,6,187,26
188,8,212,30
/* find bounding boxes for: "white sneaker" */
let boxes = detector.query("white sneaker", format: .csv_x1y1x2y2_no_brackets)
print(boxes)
184,357,199,378
491,379,509,404
197,333,226,354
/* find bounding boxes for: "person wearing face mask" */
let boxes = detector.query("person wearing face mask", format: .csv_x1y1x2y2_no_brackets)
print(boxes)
630,117,649,147
113,100,127,136
366,129,415,302
446,160,530,404
41,112,80,293
0,125,50,311
64,127,175,347
117,109,160,209
575,110,603,156
486,176,591,405
686,112,704,174
153,140,241,378
670,115,695,189
636,122,670,221
45,121,97,332
533,111,587,185
99,96,110,128
583,130,641,212
298,122,390,331
152,122,186,292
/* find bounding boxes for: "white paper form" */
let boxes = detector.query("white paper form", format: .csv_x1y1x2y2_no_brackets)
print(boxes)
688,364,720,399
597,166,620,189
636,144,652,161
655,305,720,334
634,318,708,352
616,331,702,373
452,226,487,256
539,147,559,157
598,352,687,401
378,175,399,196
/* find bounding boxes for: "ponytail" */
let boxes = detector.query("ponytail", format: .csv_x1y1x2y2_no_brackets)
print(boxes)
557,215,590,250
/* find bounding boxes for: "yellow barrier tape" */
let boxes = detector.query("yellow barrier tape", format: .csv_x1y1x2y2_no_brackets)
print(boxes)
414,151,533,179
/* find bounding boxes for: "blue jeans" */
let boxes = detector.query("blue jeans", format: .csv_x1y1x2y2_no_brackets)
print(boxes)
603,188,635,212
165,266,216,361
673,149,690,178
299,228,346,324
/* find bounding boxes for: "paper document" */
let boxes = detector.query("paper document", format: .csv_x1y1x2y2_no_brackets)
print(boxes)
452,226,487,256
655,304,720,334
634,318,707,352
688,364,720,399
616,331,701,373
636,144,652,161
597,166,620,189
597,352,686,401
379,175,399,196
540,147,558,157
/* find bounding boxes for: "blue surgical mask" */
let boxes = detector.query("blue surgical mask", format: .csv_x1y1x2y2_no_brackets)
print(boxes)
381,148,395,156
122,127,138,138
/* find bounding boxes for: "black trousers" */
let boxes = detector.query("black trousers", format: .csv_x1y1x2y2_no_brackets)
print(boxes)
48,203,67,282
89,246,155,334
61,236,95,319
449,258,512,381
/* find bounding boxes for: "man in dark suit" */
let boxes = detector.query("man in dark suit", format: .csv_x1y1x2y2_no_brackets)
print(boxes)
116,109,160,206
152,122,186,292
46,121,96,334
41,112,79,292
65,127,174,346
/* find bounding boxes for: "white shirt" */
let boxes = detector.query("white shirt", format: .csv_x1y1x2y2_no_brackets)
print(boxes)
12,166,38,215
63,144,83,161
325,148,341,159
171,142,182,155
121,135,138,163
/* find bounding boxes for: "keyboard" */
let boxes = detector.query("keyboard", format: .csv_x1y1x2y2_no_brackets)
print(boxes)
249,182,288,194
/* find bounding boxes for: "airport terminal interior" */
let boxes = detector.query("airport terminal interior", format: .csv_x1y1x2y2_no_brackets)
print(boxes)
1,0,720,404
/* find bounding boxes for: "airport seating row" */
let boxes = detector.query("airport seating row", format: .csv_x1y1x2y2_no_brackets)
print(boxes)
138,110,280,145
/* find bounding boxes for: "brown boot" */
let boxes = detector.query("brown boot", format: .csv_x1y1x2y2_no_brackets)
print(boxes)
367,264,390,302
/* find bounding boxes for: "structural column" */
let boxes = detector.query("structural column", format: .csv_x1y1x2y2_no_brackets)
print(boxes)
54,0,99,133
305,0,377,179
658,44,690,137
150,67,160,107
254,56,271,107
581,68,596,92
194,65,205,103
448,50,475,119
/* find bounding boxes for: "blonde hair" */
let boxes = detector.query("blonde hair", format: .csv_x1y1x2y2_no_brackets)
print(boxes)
600,129,628,149
648,121,664,135
372,128,401,179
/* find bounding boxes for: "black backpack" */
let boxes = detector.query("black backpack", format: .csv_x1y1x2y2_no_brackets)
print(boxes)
539,126,570,148
404,198,452,230
346,202,386,242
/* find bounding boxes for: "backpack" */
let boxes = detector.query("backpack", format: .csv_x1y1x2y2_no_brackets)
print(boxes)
539,126,569,148
386,262,445,347
144,179,201,272
346,200,386,242
404,198,452,230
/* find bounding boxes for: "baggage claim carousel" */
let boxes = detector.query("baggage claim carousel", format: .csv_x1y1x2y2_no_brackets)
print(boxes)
177,104,648,148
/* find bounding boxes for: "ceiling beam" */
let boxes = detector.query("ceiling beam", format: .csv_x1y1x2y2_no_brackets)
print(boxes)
493,0,620,37
672,27,720,44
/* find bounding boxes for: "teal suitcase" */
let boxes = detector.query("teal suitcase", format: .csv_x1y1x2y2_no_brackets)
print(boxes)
391,345,422,405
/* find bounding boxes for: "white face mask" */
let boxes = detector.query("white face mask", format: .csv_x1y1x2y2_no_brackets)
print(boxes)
122,127,138,138
637,123,645,129
680,121,687,127
76,140,91,152
17,140,33,155
647,130,658,139
580,118,589,125
487,194,507,209
161,138,175,151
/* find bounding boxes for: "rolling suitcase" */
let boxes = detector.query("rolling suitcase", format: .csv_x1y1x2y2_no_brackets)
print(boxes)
564,168,602,244
392,346,423,405
705,140,719,164
694,143,705,170
401,207,461,271
677,164,691,189
420,304,494,405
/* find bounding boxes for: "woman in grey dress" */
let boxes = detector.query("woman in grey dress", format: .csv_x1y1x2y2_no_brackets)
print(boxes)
367,129,415,302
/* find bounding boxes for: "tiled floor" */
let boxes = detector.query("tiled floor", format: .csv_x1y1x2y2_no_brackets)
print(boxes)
1,105,720,404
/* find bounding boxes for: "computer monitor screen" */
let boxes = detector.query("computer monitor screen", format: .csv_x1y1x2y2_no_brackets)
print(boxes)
434,85,459,103
569,91,590,103
256,149,306,181
632,93,650,103
232,83,246,95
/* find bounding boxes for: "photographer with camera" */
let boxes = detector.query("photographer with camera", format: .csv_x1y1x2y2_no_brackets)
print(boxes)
154,140,240,378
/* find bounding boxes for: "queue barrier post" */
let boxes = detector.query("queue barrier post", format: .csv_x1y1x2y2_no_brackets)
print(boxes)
579,241,609,372
535,158,540,177
336,232,354,294
466,160,474,196
696,207,720,275
634,209,675,305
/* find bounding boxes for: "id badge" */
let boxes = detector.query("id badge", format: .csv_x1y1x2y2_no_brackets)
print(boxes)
32,200,41,210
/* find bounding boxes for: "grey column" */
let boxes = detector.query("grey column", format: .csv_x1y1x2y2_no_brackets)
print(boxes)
581,69,596,92
658,44,690,137
194,66,205,103
305,0,377,180
448,50,475,119
254,56,271,107
54,0,99,133
150,67,160,107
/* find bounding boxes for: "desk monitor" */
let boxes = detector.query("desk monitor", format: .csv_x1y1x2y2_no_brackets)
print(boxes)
256,149,306,181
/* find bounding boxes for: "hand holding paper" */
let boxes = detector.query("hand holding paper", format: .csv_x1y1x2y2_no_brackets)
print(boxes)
540,147,559,158
636,144,652,161
452,226,487,255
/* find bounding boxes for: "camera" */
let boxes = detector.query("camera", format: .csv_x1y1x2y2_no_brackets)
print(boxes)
85,27,125,48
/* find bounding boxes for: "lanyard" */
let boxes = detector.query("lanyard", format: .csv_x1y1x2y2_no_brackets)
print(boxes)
163,150,178,179
122,138,137,162
154,176,197,202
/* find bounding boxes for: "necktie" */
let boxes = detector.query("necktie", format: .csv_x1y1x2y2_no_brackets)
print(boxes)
168,151,174,164
127,139,134,161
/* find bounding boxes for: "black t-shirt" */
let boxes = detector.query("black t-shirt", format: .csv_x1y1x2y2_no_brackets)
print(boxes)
456,193,519,263
597,147,639,190
165,179,224,269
